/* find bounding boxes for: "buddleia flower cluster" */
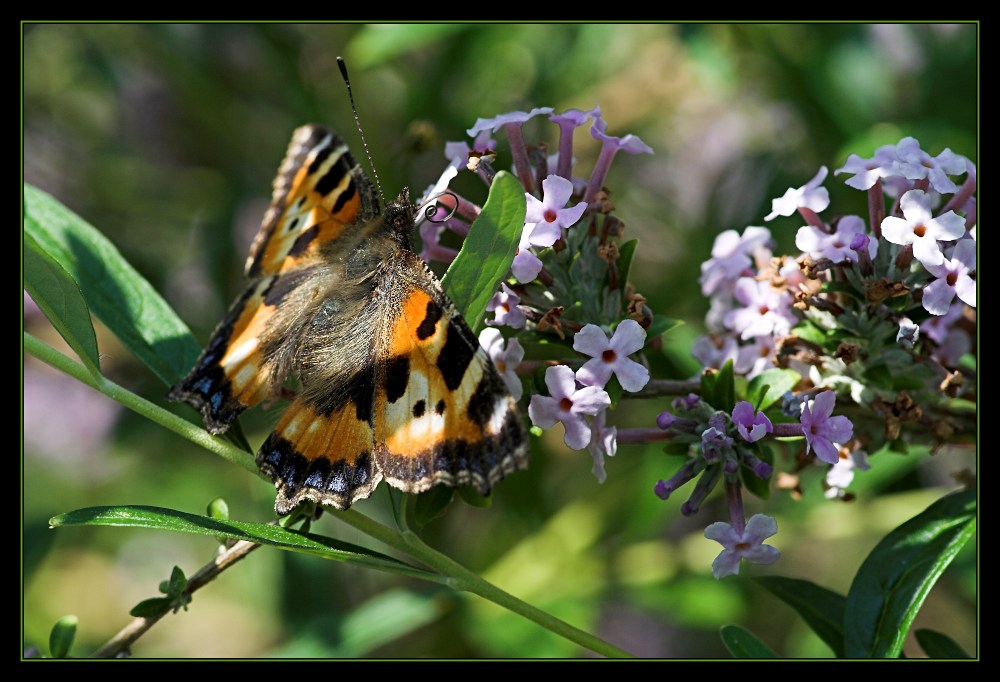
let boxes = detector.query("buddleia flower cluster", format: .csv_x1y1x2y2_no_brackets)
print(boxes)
418,114,977,580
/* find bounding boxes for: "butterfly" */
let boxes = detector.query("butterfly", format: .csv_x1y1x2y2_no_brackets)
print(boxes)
168,125,529,515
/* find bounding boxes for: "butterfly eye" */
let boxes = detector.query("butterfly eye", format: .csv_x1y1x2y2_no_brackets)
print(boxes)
420,190,461,224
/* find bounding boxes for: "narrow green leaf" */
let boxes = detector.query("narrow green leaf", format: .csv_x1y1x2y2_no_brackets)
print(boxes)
844,488,977,658
24,233,101,377
616,239,638,289
24,183,201,386
914,629,971,659
49,505,439,581
167,565,187,598
700,371,718,410
129,597,172,619
48,615,78,658
713,359,736,411
441,171,525,333
756,576,846,657
719,624,777,658
747,369,801,411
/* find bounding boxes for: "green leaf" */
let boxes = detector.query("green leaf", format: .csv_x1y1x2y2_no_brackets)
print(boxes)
746,369,801,411
49,505,439,581
441,171,525,334
662,441,692,456
719,624,777,658
793,322,828,345
129,597,172,619
702,359,735,411
616,239,638,288
457,485,493,509
756,576,846,657
167,565,187,598
645,315,683,339
412,486,455,528
23,183,202,387
24,233,101,377
844,488,977,658
740,449,772,501
914,629,971,659
48,615,78,658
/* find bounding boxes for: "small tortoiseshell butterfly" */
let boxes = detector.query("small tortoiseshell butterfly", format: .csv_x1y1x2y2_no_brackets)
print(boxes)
169,125,529,515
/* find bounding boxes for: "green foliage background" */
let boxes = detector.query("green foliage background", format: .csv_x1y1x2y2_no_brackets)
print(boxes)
23,23,977,658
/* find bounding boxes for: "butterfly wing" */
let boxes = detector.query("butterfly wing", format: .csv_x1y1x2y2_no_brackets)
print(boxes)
372,253,529,496
169,125,379,433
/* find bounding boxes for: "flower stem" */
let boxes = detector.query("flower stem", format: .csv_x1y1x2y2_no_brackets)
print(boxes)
334,509,635,658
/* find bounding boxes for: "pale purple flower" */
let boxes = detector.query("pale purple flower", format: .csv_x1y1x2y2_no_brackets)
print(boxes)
485,283,527,329
692,333,740,371
834,145,899,190
799,391,854,464
724,278,796,340
415,160,461,220
824,447,870,500
511,224,544,283
699,226,772,297
478,328,524,400
583,116,653,203
704,514,781,579
921,239,976,315
732,401,773,443
795,215,876,263
735,335,775,380
896,316,920,349
419,221,458,264
573,320,650,392
920,304,971,367
528,365,611,450
549,106,601,179
524,175,587,247
765,166,831,221
466,107,555,137
881,190,966,268
701,413,733,462
588,408,617,484
893,137,969,195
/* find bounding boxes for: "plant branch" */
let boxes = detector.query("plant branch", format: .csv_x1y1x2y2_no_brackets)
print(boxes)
92,538,263,658
632,378,701,398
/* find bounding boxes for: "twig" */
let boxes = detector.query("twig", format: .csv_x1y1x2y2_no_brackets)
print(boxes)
91,538,263,658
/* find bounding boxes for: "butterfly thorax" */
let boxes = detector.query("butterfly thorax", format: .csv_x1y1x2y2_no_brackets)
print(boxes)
382,188,416,251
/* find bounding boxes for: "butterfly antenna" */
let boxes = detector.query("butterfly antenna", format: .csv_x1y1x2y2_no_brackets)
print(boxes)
338,56,386,207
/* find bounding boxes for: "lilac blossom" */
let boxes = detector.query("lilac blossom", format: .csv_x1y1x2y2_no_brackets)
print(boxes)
799,391,854,464
824,447,870,500
524,175,587,246
795,215,876,263
724,278,796,340
587,408,617,484
478,328,524,400
896,317,920,349
511,224,544,283
834,145,899,190
485,283,527,329
466,107,555,137
692,333,740,371
881,190,966,268
419,221,458,264
920,305,972,366
573,320,650,392
732,401,773,443
699,226,772,297
528,365,611,450
701,413,734,463
549,106,600,179
704,514,781,579
921,239,976,315
734,335,775,380
415,160,461,221
583,116,654,203
765,166,831,221
893,136,969,194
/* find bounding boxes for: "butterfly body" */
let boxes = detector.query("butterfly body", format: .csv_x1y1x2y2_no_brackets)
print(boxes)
169,125,528,514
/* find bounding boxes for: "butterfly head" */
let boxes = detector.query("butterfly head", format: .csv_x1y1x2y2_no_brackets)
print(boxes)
383,187,417,245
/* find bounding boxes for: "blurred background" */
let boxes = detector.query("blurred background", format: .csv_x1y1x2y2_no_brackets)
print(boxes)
23,23,977,658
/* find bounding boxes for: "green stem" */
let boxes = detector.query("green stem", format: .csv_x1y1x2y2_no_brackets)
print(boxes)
24,332,258,476
335,509,635,658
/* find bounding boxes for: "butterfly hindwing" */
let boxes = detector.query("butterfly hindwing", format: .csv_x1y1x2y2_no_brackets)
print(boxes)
373,255,529,496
